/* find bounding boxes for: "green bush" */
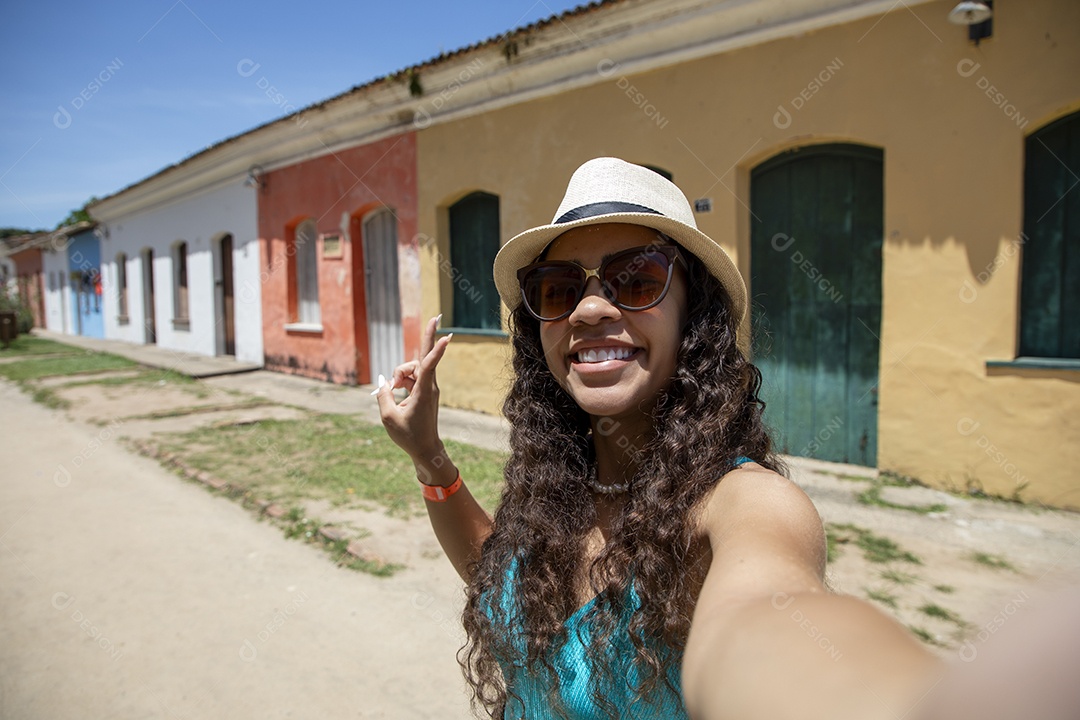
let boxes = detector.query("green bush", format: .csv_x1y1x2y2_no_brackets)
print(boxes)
0,284,34,334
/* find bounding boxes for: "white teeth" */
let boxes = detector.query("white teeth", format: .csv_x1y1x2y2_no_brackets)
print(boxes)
576,347,633,363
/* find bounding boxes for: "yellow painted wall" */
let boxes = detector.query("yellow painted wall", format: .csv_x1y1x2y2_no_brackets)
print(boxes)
417,0,1080,507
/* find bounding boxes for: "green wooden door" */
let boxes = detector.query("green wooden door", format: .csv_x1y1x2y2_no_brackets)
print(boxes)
1020,110,1080,359
750,144,883,466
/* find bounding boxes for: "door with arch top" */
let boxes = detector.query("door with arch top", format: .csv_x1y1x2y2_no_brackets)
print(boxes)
750,144,883,466
362,209,404,382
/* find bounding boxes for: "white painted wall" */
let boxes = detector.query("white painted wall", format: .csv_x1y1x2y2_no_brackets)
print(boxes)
95,181,263,364
41,247,71,333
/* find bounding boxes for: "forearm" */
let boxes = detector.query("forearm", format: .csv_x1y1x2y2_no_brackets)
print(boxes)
683,591,941,720
414,448,493,583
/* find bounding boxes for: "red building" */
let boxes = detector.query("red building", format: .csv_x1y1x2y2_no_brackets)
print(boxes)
257,132,420,385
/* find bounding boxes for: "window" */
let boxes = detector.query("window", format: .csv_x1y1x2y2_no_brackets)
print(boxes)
1019,110,1080,359
116,253,128,320
448,192,501,330
294,219,320,325
173,241,189,322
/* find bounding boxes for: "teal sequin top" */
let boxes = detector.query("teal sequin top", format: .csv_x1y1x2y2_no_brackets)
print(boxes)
495,457,754,719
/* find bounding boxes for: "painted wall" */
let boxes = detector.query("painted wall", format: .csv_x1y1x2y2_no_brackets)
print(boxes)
416,0,1080,506
67,229,104,338
257,131,419,386
41,245,70,334
9,247,45,328
97,181,263,364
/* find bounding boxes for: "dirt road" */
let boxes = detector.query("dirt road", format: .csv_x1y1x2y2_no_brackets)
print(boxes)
0,379,471,719
3,355,1079,719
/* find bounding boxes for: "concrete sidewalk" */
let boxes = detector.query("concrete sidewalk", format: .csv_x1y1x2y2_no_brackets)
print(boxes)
32,329,263,378
30,329,511,454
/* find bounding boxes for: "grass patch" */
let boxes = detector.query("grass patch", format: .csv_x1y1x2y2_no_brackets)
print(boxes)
0,352,137,382
919,603,967,627
970,552,1017,572
865,587,898,609
908,625,944,647
269,506,401,576
826,523,921,565
856,472,948,515
934,584,955,594
0,335,82,357
880,569,920,586
825,527,842,563
30,384,69,410
154,413,507,516
63,367,196,389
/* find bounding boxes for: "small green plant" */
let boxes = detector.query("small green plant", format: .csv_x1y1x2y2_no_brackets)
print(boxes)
919,603,967,627
864,588,898,609
971,552,1017,572
856,471,948,515
825,523,921,565
880,569,920,585
908,625,944,646
934,584,955,594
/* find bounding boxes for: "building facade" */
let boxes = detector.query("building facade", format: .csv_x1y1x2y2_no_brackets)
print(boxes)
410,0,1079,507
257,132,421,385
92,180,263,365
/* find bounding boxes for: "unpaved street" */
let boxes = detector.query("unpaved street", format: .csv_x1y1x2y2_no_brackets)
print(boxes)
3,352,1080,719
0,379,471,719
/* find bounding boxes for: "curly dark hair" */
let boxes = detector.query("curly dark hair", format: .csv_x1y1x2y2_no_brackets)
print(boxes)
459,247,784,718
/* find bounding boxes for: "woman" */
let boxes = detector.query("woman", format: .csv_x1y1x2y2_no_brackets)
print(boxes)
376,158,939,719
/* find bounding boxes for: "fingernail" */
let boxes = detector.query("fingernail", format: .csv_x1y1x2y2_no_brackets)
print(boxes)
370,373,386,395
435,314,443,328
446,333,454,342
370,385,381,396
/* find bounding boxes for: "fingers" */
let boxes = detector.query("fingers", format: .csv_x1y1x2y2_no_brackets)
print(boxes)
373,327,453,403
419,314,442,358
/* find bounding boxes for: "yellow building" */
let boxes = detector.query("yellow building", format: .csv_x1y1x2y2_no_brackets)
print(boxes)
409,0,1079,508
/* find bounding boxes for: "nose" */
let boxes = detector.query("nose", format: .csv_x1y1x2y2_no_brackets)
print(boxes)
567,276,620,325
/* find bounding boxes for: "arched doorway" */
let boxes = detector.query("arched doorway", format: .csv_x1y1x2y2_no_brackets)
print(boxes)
215,233,236,356
750,143,884,466
141,248,156,344
361,209,403,382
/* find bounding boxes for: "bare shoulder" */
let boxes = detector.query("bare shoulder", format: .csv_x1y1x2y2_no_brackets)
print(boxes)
697,462,827,580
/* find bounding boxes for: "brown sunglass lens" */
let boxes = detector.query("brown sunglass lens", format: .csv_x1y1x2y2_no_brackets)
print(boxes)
604,252,671,308
523,265,583,319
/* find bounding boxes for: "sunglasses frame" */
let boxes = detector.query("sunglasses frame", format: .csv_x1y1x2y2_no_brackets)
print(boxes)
516,244,684,322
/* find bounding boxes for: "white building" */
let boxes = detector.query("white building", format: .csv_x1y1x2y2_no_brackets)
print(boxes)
91,175,263,365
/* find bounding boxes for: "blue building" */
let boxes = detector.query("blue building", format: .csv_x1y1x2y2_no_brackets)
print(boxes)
66,227,104,339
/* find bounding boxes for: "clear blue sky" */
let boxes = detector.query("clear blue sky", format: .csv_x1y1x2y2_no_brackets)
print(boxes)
0,0,587,231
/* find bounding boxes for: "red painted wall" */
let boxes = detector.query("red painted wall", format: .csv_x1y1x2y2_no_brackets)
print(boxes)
257,132,419,385
11,247,45,328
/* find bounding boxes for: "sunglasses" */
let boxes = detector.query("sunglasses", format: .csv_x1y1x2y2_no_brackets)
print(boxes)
517,244,683,322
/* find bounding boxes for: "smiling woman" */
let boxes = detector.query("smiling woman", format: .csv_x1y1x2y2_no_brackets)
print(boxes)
371,159,1073,720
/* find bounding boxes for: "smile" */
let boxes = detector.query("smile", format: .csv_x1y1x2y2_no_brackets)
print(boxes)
573,347,638,364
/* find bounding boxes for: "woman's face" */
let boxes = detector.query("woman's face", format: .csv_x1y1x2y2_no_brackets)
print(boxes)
538,223,688,423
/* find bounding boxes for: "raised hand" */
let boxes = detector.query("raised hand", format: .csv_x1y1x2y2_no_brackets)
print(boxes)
374,315,454,483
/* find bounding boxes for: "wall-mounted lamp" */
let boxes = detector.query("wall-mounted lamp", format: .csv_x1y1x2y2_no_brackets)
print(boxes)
244,165,264,189
948,1,993,45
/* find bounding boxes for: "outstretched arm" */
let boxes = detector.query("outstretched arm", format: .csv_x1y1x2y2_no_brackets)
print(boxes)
682,464,940,720
375,315,494,582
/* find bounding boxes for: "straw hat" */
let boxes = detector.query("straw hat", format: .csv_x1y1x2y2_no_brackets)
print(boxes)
493,157,747,321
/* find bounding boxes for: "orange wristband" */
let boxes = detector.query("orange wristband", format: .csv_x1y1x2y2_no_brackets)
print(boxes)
420,473,463,502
